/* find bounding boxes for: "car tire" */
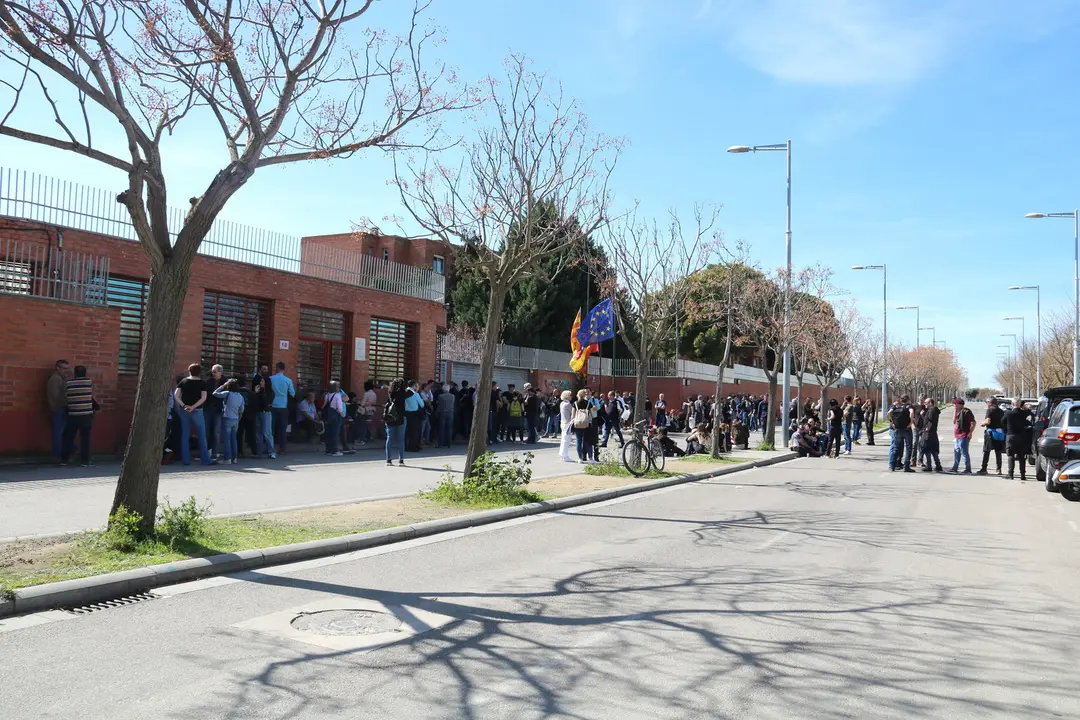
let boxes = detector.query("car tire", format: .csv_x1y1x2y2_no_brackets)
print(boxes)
1062,484,1080,502
1036,456,1046,483
1046,464,1060,493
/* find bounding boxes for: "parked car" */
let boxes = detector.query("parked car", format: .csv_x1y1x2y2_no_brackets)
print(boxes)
1032,387,1080,482
1035,436,1080,500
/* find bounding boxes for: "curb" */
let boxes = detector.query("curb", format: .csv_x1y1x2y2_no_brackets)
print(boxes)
2,452,797,617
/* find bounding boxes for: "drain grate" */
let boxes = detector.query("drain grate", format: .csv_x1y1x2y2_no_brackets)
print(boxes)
64,592,158,615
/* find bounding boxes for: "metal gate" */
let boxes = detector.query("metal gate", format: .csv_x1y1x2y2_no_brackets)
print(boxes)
202,291,272,376
298,306,349,392
449,363,530,391
369,317,418,384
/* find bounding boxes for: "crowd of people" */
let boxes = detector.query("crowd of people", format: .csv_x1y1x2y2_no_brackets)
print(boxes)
789,396,877,459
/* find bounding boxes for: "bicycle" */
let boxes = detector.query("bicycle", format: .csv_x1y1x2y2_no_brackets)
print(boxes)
622,420,665,476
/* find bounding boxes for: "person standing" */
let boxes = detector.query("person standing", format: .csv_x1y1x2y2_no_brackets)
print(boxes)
212,378,246,464
269,362,295,454
322,380,346,457
851,397,865,444
558,389,575,462
174,364,215,466
523,384,540,444
920,397,943,472
383,378,408,466
888,394,915,472
47,359,72,461
543,388,561,438
436,384,456,447
205,364,226,459
358,380,377,445
420,381,434,447
404,379,425,452
1002,398,1034,480
976,397,1005,476
572,389,596,463
826,398,844,459
601,391,625,448
457,381,475,442
252,365,276,459
235,375,257,458
863,399,876,446
654,393,668,428
842,396,855,454
949,398,977,474
60,365,96,467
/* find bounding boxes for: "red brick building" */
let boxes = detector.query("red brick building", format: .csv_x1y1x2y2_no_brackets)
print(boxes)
0,210,448,457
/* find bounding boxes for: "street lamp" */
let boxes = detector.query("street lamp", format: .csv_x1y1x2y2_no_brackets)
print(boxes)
1003,316,1026,396
1009,285,1042,395
897,305,920,346
1002,333,1022,396
1025,210,1078,383
998,344,1014,396
920,326,936,346
730,140,792,445
852,264,887,407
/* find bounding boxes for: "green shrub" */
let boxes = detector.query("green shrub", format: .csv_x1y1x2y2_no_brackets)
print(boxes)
755,441,775,452
103,505,143,552
156,496,212,549
427,452,542,506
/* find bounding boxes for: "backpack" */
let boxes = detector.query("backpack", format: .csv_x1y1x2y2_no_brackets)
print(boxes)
890,403,911,429
509,399,523,418
572,406,592,429
383,396,403,424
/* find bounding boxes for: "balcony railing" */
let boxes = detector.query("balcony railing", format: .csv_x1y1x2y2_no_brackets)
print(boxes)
0,167,444,303
0,238,110,305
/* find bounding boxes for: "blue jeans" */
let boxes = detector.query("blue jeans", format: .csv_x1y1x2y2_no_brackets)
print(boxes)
437,412,454,447
843,422,853,453
325,412,342,453
222,417,239,461
257,411,274,455
574,428,591,461
51,409,67,458
205,407,222,455
656,410,667,428
545,413,560,436
271,407,289,452
385,422,406,462
61,414,92,465
852,420,862,442
889,427,912,470
178,408,212,465
952,437,971,472
603,418,624,445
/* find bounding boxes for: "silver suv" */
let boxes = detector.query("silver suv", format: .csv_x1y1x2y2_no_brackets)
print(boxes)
1036,397,1080,497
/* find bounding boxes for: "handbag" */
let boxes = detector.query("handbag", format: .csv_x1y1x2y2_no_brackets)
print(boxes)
990,427,1005,442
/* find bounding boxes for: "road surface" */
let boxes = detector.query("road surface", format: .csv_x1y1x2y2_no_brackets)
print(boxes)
2,433,1079,719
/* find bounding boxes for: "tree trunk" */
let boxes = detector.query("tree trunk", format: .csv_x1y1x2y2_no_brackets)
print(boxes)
634,329,649,425
464,282,507,478
764,371,778,448
110,258,192,535
710,307,733,458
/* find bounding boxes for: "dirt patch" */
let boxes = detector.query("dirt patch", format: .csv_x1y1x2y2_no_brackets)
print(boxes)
268,496,470,531
0,536,81,570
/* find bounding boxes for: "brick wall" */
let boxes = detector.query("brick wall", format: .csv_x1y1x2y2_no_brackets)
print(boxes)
0,295,122,454
301,231,454,275
0,217,448,456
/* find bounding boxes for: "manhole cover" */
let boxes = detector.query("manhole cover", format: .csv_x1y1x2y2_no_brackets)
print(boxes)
290,609,402,636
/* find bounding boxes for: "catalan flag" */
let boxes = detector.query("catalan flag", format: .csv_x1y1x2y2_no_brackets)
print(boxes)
569,309,599,374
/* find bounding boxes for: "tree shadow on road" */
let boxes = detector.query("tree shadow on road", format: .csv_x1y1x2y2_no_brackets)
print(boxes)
172,509,1080,719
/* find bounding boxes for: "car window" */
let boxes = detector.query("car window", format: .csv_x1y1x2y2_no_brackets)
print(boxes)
1049,404,1068,427
1068,406,1080,427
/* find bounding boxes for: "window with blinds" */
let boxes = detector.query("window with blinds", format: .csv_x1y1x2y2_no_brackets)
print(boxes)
202,291,272,377
369,317,417,384
105,277,149,374
298,306,349,390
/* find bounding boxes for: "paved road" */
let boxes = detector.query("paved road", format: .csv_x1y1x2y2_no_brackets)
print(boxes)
3,437,1079,719
0,439,586,540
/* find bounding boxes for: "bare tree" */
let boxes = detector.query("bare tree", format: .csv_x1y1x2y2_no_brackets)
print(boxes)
685,254,752,458
595,205,719,426
0,0,470,532
395,55,620,477
849,327,884,400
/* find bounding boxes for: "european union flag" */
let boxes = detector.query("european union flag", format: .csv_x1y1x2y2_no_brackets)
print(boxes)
577,298,616,346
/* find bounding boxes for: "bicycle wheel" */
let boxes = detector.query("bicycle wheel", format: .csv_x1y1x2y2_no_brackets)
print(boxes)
622,440,652,477
648,437,665,471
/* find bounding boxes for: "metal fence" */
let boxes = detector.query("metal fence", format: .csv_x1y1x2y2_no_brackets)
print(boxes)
0,167,444,303
0,238,110,305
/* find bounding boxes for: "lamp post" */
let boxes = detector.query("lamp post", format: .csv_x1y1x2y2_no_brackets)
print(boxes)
730,140,792,445
920,326,936,346
998,344,1013,396
852,264,887,407
1008,285,1041,395
1002,333,1022,396
897,306,920,345
1025,211,1078,383
1003,316,1026,396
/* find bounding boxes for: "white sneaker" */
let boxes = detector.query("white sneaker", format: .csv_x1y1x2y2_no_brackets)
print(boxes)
269,453,277,459
328,452,344,457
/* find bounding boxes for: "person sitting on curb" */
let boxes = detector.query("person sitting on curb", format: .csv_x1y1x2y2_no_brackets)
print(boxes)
656,427,686,457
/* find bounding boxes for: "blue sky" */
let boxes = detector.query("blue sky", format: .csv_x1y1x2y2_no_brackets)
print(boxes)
3,0,1080,387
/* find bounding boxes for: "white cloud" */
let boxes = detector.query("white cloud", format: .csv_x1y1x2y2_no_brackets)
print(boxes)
714,0,963,86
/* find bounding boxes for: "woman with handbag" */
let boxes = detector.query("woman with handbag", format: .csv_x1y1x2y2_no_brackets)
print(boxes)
572,389,596,463
558,390,575,462
977,397,1005,475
